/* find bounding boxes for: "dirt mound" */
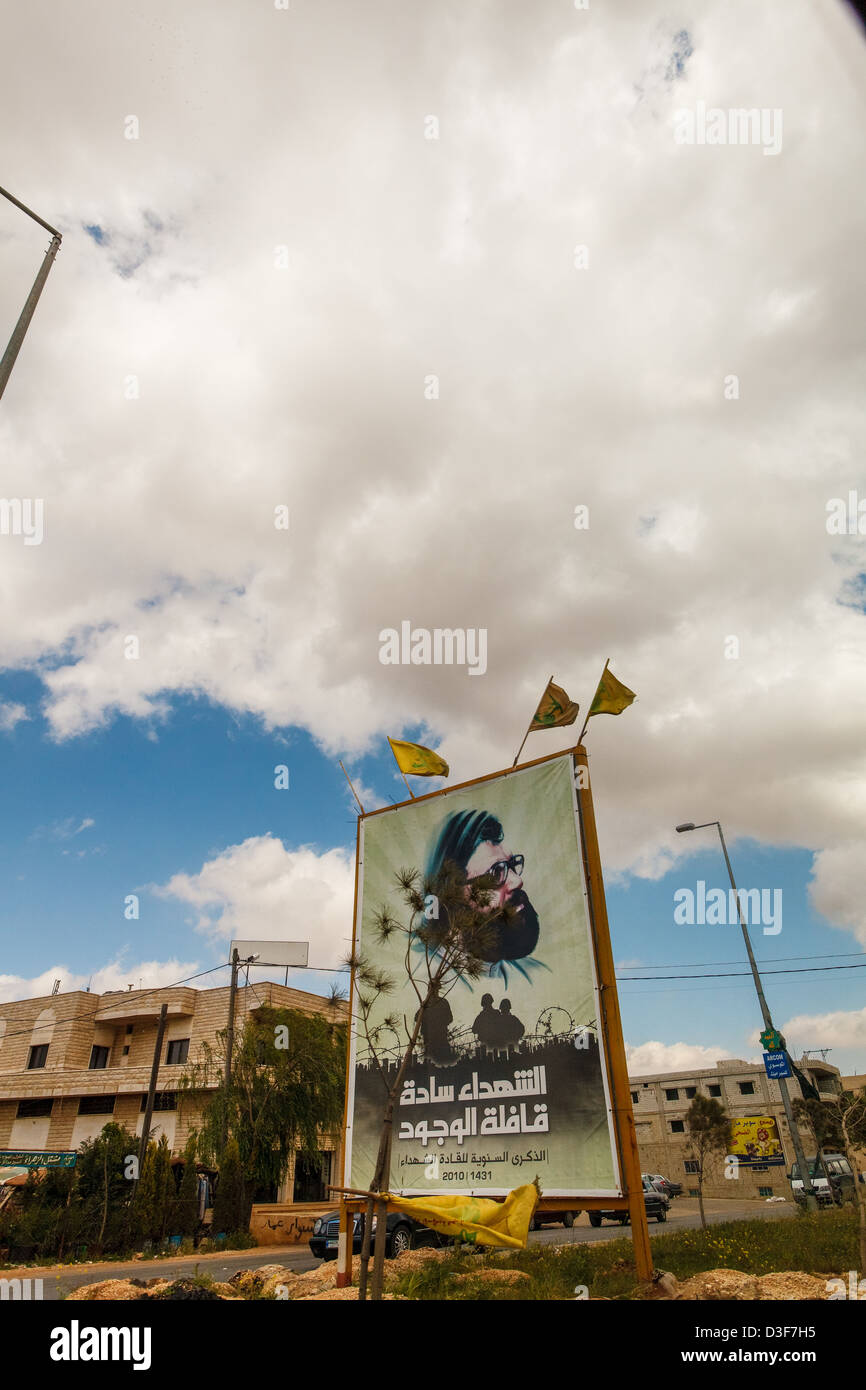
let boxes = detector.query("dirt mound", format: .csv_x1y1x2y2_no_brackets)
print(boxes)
755,1272,829,1300
67,1279,148,1301
672,1269,830,1301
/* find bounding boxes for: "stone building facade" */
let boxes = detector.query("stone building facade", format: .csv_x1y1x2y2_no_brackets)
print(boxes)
0,981,346,1202
629,1055,851,1199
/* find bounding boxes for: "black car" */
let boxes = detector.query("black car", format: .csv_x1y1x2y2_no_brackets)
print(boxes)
530,1209,580,1230
308,1207,444,1261
588,1179,669,1227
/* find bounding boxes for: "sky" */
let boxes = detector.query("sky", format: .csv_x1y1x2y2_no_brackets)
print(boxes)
1,0,864,1076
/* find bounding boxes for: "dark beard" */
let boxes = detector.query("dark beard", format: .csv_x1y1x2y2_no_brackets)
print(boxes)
475,889,540,964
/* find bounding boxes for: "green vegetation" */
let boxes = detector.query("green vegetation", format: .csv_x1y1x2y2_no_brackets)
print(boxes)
180,1003,346,1230
390,1208,860,1300
0,1123,206,1266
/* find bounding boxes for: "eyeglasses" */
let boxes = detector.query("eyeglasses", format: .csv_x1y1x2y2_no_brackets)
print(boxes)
472,854,524,888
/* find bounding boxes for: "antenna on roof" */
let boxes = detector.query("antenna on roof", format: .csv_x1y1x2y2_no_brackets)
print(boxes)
51,979,61,995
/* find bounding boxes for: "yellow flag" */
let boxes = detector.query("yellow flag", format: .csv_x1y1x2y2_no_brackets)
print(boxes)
387,737,449,778
588,665,636,718
384,1182,538,1249
531,679,579,730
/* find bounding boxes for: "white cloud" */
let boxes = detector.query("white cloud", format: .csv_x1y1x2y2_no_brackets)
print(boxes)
808,844,866,946
0,1,864,940
626,1040,734,1075
779,1006,866,1053
0,957,203,1005
152,835,356,968
0,702,27,732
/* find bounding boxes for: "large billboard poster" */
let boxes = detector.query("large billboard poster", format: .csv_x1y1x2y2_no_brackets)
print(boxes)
729,1116,784,1166
345,753,622,1198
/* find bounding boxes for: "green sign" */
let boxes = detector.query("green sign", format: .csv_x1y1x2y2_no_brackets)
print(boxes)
759,1028,783,1051
0,1150,77,1169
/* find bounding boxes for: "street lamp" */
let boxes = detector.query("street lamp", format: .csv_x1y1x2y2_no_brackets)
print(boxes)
675,819,818,1211
0,184,62,403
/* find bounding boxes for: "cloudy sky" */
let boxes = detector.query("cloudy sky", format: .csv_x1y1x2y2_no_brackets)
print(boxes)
1,0,864,1074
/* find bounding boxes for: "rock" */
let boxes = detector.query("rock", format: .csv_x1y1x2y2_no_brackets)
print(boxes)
642,1270,680,1299
676,1269,758,1301
67,1280,148,1301
150,1277,222,1300
755,1272,829,1300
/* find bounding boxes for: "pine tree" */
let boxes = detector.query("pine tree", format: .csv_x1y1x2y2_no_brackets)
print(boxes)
213,1137,246,1235
130,1140,158,1247
173,1135,200,1238
152,1134,174,1245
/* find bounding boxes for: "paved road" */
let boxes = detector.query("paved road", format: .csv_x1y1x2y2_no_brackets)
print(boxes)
530,1196,795,1247
3,1198,794,1300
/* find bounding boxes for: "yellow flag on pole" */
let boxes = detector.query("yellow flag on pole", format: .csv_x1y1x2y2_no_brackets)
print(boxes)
530,679,580,730
384,1182,538,1249
387,737,449,778
588,665,636,718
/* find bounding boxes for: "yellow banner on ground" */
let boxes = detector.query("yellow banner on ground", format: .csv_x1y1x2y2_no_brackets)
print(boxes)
387,737,450,778
384,1183,538,1249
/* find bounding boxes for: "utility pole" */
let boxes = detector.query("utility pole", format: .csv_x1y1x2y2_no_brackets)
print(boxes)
676,820,818,1211
0,185,62,403
138,1003,169,1176
222,948,240,1151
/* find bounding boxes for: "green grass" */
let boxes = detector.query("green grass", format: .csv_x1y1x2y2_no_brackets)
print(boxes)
389,1208,860,1301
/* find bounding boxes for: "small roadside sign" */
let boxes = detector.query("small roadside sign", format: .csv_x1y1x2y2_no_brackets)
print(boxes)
763,1051,792,1079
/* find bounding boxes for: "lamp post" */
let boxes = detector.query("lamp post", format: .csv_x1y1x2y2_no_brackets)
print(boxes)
675,820,818,1211
0,185,62,403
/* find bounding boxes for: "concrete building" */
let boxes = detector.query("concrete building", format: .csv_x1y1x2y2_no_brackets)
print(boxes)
629,1055,853,1199
0,981,346,1202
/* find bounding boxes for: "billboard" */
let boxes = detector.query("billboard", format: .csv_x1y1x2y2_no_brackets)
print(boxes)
728,1116,784,1166
344,752,622,1198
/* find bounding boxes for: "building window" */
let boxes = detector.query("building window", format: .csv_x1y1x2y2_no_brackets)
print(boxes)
684,1160,700,1174
16,1097,53,1118
708,1085,721,1097
630,1091,639,1104
738,1081,755,1095
665,1088,679,1101
78,1095,115,1115
670,1120,685,1133
126,1025,134,1035
758,1186,773,1197
140,1092,177,1112
684,1087,696,1099
89,1045,110,1070
27,1043,49,1070
165,1038,189,1065
122,1045,130,1056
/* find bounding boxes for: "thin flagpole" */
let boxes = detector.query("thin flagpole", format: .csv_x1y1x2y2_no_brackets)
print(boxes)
338,760,365,815
398,770,416,799
512,674,553,768
577,656,609,745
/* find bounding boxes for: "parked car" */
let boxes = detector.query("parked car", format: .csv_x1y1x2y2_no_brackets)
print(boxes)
588,1179,669,1227
308,1207,444,1261
530,1209,580,1230
790,1154,857,1208
643,1172,682,1199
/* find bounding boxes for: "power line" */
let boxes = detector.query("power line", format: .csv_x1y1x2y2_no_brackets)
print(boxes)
617,950,866,971
617,962,866,982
